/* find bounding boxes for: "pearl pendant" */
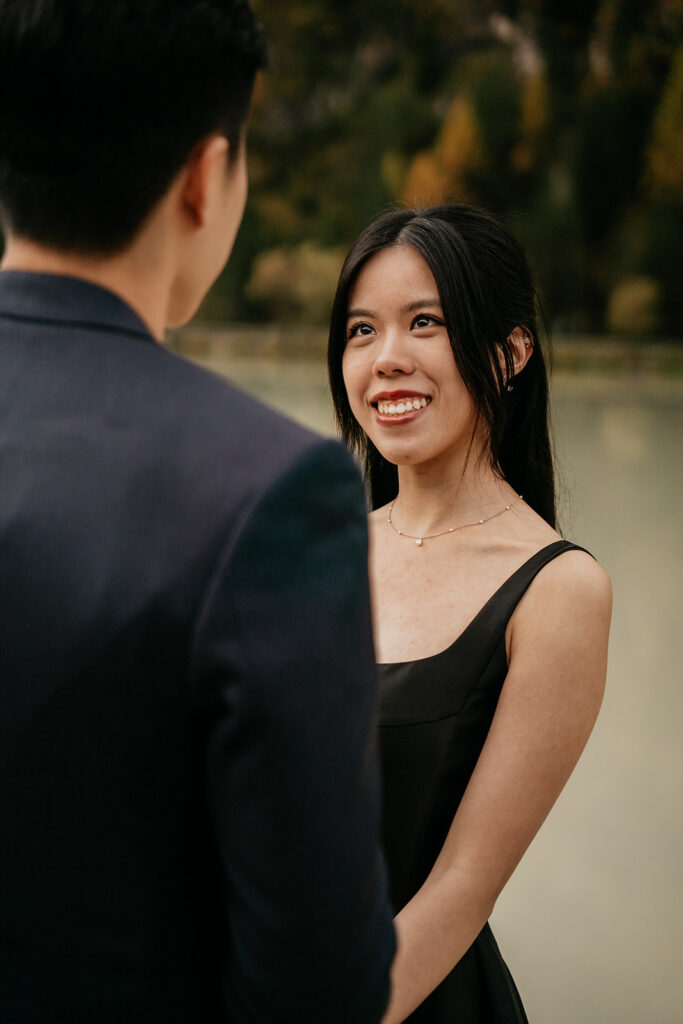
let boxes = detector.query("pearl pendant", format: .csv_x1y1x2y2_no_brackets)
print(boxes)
416,537,423,547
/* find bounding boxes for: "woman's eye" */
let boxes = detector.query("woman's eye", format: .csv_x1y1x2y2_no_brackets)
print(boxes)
413,314,442,329
347,322,375,339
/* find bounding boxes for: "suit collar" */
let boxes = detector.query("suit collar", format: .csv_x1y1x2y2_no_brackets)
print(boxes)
0,270,156,343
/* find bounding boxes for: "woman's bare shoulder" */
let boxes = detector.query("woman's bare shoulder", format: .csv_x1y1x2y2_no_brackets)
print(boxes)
511,545,612,643
537,545,611,600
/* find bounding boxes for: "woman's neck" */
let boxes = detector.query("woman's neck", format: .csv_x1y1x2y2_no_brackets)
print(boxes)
391,459,519,539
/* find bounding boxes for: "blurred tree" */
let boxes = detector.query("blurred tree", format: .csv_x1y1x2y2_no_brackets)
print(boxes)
646,40,683,196
401,93,484,205
200,0,682,335
638,39,683,329
245,242,344,323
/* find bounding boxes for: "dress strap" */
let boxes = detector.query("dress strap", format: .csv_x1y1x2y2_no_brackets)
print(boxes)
484,539,593,633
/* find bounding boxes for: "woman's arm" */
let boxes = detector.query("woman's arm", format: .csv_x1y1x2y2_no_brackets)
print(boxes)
381,550,612,1024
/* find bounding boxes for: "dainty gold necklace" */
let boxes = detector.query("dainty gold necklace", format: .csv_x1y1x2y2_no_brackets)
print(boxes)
387,495,522,547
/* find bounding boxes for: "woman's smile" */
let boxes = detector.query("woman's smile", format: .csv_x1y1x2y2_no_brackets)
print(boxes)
371,391,432,423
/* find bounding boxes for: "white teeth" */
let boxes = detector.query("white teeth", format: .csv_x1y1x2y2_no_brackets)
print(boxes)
376,397,430,416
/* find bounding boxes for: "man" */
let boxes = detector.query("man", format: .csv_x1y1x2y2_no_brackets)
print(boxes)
0,2,394,1021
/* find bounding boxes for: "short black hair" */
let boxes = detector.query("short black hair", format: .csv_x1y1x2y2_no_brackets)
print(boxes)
0,0,267,254
328,204,556,527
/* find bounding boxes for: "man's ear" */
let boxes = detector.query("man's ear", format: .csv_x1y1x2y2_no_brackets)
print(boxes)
180,134,230,229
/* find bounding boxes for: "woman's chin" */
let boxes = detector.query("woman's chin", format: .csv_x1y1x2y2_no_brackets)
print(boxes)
373,441,433,467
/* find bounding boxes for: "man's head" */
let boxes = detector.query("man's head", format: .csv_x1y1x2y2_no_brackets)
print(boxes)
0,0,266,258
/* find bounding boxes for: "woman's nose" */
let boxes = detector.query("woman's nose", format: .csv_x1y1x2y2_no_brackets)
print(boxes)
373,332,415,377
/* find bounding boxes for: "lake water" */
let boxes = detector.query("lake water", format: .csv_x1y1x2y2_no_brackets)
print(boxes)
178,340,682,1024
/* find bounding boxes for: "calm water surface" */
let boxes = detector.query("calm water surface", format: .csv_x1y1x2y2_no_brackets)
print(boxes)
184,346,682,1024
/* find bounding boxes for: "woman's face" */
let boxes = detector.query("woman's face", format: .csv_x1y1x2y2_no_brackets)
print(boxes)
341,244,481,471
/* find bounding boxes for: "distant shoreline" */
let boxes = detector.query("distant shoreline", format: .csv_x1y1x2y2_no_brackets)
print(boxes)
170,323,683,377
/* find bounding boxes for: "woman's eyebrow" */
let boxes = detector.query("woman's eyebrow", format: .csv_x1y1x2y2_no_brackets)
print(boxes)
346,308,375,319
401,298,442,313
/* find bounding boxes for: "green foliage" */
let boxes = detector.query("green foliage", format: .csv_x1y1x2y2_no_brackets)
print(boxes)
646,41,683,196
245,242,345,324
205,0,683,335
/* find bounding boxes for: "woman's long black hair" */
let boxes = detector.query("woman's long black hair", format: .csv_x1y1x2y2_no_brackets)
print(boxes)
327,203,556,528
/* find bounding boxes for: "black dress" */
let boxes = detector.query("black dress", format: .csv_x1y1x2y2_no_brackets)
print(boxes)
378,540,584,1022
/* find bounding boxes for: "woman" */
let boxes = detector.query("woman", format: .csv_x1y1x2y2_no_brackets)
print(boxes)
327,204,611,1023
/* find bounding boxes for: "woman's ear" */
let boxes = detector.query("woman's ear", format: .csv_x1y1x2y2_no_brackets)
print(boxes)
506,325,534,378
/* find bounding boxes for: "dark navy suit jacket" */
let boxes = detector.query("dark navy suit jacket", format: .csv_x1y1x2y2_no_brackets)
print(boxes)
0,272,394,1022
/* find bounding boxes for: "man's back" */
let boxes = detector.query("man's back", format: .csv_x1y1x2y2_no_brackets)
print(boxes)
0,272,394,1021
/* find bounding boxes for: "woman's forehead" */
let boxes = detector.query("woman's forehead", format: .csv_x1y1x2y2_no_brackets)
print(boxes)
349,245,440,309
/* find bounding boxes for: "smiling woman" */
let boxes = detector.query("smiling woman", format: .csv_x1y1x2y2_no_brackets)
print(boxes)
327,205,612,1023
329,206,556,523
342,245,482,473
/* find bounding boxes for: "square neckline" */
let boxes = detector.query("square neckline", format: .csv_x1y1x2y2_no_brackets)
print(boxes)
376,539,580,668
